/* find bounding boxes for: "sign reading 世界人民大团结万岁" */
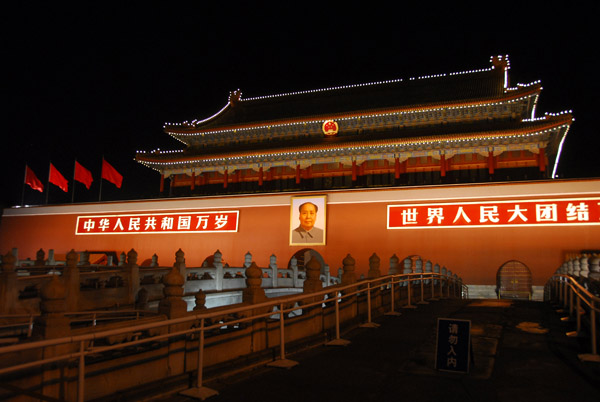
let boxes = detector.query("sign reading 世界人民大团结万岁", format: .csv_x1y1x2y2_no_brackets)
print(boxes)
387,198,600,229
76,211,239,235
435,318,471,373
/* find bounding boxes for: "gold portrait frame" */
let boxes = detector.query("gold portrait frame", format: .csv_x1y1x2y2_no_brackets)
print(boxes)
289,195,327,246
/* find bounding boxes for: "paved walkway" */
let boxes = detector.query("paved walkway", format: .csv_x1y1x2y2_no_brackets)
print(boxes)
150,299,599,402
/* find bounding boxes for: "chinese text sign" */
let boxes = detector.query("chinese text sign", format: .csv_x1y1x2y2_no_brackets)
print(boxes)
388,198,600,229
76,211,239,235
435,318,471,373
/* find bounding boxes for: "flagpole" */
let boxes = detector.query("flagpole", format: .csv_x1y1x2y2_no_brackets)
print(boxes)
99,156,104,202
72,160,76,203
21,164,27,207
45,162,51,204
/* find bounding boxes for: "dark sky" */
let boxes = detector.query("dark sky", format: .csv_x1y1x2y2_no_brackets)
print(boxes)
3,3,598,208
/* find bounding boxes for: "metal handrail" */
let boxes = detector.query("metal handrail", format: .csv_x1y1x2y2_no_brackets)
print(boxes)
547,274,600,361
0,272,464,401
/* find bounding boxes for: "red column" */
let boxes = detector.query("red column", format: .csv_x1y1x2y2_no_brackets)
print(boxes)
223,169,228,188
488,152,495,175
191,171,195,190
258,167,263,186
394,158,400,179
296,164,301,184
352,160,357,181
538,148,546,172
440,154,446,177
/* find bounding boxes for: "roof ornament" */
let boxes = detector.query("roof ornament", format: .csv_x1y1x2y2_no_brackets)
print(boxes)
229,89,242,106
490,55,510,71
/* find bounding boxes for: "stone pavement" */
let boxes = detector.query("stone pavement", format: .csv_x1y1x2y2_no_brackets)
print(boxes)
147,299,600,402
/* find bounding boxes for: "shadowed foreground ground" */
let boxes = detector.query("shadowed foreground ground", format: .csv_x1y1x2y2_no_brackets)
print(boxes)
121,298,600,402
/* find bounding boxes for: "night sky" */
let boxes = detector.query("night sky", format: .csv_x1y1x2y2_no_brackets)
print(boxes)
3,3,598,209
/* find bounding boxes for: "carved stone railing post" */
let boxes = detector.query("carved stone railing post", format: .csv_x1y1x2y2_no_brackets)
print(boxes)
244,251,252,268
159,263,187,318
242,262,267,305
63,250,80,311
588,256,600,283
11,248,19,266
118,252,126,267
136,288,149,310
174,249,186,279
434,263,440,285
414,258,423,285
0,252,18,314
341,254,357,287
424,260,432,285
270,254,278,288
441,266,448,298
34,268,71,400
402,258,412,287
35,271,69,339
150,254,159,267
559,261,566,274
47,249,56,266
322,264,331,286
388,254,400,275
301,257,323,307
567,258,574,275
368,253,381,279
193,289,207,312
213,250,223,291
127,249,140,305
290,256,300,287
573,258,581,278
78,250,90,267
579,255,589,279
35,248,46,267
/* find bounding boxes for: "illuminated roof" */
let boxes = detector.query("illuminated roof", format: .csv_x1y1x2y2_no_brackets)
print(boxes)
136,55,573,179
164,56,518,135
137,114,572,168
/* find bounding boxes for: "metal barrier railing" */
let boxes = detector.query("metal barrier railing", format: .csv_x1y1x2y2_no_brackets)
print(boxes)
546,274,600,363
0,272,465,401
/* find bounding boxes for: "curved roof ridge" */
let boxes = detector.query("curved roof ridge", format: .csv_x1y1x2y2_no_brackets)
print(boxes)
241,66,496,103
164,101,231,129
164,86,541,137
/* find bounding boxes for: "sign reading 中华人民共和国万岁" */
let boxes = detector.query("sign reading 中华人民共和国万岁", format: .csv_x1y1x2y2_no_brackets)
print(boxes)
435,318,471,373
76,211,239,235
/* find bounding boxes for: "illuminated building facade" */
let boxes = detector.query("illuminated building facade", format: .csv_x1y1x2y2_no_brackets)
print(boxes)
136,56,573,196
2,56,595,299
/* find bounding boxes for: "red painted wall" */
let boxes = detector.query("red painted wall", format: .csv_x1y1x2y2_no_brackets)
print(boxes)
2,179,599,286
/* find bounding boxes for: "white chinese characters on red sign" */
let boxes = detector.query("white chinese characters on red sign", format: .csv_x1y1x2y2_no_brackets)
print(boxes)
76,211,239,235
387,199,600,229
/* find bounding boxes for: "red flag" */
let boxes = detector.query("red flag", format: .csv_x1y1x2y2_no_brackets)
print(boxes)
74,161,93,189
49,163,68,192
25,166,44,192
102,159,123,188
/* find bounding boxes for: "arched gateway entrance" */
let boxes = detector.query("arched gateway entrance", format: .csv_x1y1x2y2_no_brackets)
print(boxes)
288,249,327,274
496,260,532,300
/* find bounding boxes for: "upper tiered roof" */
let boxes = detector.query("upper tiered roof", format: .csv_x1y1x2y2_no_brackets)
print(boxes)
137,55,573,179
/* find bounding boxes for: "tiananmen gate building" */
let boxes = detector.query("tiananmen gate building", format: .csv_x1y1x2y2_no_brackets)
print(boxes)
2,55,598,299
